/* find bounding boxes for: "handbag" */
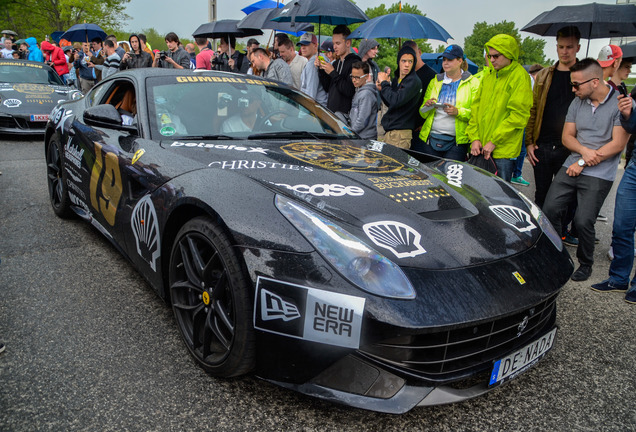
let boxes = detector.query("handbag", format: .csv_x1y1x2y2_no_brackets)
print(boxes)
467,153,498,175
428,133,456,152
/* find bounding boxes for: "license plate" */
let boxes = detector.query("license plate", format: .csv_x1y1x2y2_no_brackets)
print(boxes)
30,114,49,122
489,328,557,386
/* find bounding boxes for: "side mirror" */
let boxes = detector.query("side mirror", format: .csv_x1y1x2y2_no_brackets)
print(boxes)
84,104,138,134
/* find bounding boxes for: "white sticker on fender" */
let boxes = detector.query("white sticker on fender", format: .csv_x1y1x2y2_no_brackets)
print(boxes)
363,220,426,259
253,277,365,349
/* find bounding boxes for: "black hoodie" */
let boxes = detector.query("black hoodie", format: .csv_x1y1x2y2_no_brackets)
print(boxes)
318,51,361,114
379,46,422,132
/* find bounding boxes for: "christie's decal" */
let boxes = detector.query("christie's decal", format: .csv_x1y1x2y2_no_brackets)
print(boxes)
171,141,267,154
281,142,403,174
253,277,365,349
273,183,364,197
363,220,427,259
131,195,161,272
208,160,313,172
490,205,537,233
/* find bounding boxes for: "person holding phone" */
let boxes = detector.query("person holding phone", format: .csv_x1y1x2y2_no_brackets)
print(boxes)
413,45,479,161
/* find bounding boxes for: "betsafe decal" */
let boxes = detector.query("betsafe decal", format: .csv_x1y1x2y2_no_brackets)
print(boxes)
254,277,365,349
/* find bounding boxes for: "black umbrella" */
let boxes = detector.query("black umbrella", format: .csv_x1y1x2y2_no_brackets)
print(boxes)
271,0,368,35
237,8,314,35
192,19,263,39
60,23,107,43
522,3,636,55
620,41,636,61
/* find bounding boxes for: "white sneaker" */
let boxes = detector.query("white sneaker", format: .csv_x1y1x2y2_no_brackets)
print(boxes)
608,247,614,260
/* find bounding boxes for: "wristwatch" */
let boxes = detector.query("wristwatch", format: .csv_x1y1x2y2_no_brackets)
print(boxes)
577,159,586,167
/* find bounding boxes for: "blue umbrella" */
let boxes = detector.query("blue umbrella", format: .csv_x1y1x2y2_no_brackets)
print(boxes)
347,13,452,42
60,23,107,43
50,31,65,44
241,0,281,15
420,52,478,75
272,0,368,35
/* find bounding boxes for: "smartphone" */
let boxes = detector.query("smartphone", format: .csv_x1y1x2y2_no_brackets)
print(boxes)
434,102,446,108
618,85,628,97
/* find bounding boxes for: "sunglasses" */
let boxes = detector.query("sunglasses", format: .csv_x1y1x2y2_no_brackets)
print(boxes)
487,53,502,60
570,78,598,89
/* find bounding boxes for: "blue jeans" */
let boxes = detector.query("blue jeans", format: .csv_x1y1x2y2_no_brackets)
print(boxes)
609,161,636,286
513,139,527,178
493,158,516,182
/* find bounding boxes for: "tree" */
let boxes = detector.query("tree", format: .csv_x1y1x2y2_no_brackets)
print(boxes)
464,20,546,69
0,0,130,42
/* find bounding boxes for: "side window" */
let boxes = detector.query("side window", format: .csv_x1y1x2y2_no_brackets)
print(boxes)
87,82,113,106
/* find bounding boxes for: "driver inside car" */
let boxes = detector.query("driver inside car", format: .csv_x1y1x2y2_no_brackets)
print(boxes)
220,91,264,133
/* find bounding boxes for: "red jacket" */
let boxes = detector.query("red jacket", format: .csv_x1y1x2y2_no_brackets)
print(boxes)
41,41,70,76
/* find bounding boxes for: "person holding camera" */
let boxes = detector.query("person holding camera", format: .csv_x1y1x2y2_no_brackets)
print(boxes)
152,32,191,69
120,34,152,70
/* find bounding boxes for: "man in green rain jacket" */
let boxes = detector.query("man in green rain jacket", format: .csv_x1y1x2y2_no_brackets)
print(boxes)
467,34,533,181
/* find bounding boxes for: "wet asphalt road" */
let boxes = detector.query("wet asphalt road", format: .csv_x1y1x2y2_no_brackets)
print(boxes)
1,138,635,432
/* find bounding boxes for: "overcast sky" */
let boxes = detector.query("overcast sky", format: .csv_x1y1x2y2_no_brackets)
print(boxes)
124,0,626,61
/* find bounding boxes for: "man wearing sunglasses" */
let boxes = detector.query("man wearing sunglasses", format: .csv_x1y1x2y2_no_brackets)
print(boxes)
543,58,629,282
466,34,533,181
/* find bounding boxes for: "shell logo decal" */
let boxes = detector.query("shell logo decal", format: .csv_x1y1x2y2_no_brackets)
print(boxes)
281,142,404,174
490,205,536,233
363,221,426,259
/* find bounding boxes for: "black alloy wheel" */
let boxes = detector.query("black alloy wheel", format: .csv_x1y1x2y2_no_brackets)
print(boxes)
46,138,73,218
169,217,255,377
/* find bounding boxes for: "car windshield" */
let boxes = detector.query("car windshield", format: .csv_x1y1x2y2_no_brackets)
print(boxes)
0,61,64,85
146,75,358,141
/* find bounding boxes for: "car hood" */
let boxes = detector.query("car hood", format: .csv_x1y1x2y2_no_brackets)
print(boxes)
162,138,543,269
0,82,74,113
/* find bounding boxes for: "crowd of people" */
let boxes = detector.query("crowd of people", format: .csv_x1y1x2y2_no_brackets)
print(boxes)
2,22,636,302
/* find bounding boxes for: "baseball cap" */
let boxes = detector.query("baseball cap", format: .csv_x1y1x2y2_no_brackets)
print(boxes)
597,45,622,67
297,33,317,46
320,40,333,53
438,44,464,60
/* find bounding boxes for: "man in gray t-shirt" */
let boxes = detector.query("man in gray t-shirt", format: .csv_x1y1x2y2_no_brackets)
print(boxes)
544,59,629,282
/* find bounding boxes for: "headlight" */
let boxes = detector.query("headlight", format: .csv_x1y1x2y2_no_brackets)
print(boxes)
518,192,562,251
275,195,416,299
70,91,83,100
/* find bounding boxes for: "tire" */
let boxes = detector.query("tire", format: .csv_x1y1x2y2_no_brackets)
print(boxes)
46,137,74,219
169,216,255,377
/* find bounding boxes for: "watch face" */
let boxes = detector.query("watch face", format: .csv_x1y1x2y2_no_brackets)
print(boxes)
578,159,585,166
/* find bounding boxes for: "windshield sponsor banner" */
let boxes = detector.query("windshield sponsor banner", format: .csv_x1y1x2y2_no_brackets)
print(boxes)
175,76,278,86
208,160,313,172
1,61,44,69
254,277,365,349
281,142,404,174
171,141,267,154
